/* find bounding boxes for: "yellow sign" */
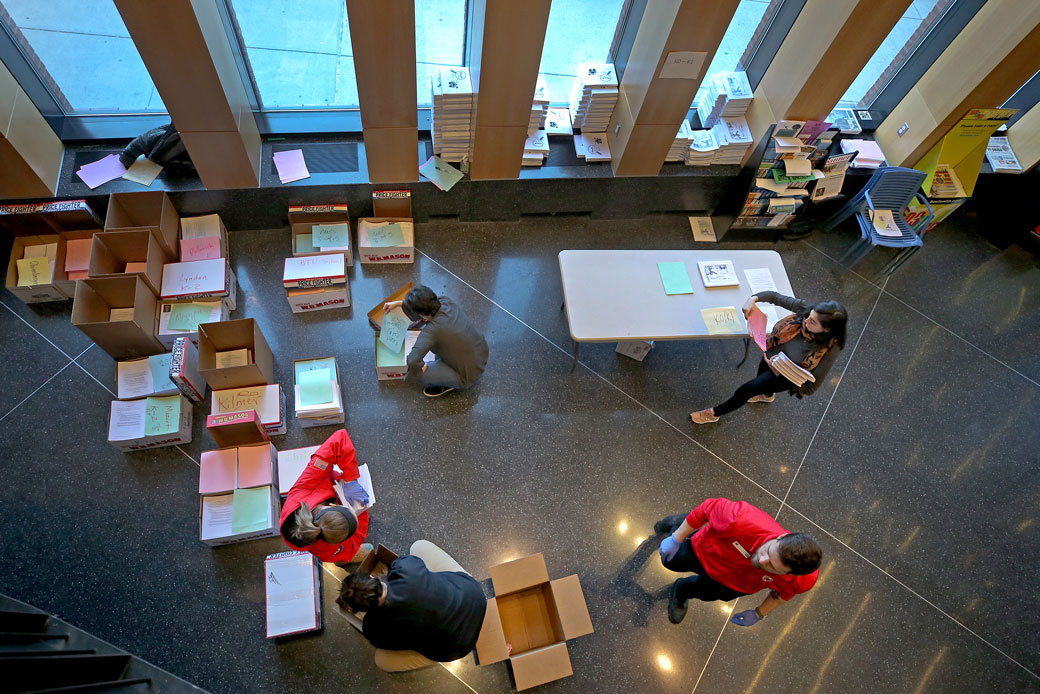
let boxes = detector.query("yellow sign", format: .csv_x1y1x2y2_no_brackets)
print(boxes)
918,108,1017,198
16,257,51,287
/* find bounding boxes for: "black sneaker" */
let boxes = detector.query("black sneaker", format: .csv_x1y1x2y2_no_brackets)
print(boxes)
667,582,688,624
423,386,456,398
654,514,687,535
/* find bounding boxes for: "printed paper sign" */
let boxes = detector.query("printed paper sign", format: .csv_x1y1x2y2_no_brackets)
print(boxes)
367,223,405,248
312,223,350,248
161,258,226,298
658,51,707,80
379,309,409,353
701,306,744,335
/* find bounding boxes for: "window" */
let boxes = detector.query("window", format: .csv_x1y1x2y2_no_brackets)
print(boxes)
415,0,467,107
693,0,782,107
537,0,627,107
0,0,164,113
837,0,955,109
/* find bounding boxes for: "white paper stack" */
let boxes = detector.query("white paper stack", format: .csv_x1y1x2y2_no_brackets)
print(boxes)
529,76,550,135
523,130,550,166
772,352,816,386
570,63,619,132
841,138,884,169
573,133,611,162
697,72,752,128
985,137,1022,174
431,67,476,163
544,107,573,136
685,129,719,166
666,120,695,162
711,116,753,164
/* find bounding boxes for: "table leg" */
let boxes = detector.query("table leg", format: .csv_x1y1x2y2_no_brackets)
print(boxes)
570,341,580,373
560,300,565,311
736,338,750,368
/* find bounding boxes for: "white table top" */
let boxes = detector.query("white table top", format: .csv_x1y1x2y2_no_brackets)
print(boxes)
558,249,794,342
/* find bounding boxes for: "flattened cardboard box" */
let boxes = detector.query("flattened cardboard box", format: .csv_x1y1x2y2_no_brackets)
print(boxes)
289,203,353,263
71,276,164,359
105,191,180,258
211,383,287,436
475,553,593,691
197,318,275,390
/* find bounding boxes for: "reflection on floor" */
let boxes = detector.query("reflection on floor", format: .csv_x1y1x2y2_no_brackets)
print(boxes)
0,211,1037,694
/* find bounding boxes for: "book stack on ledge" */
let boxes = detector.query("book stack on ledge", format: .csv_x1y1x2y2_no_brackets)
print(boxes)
523,130,550,166
666,121,695,162
684,130,719,166
570,63,618,133
697,71,753,128
530,77,550,135
431,67,476,163
711,117,754,165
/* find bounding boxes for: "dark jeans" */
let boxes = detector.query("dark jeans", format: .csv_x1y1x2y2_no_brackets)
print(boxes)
663,532,750,602
713,358,792,417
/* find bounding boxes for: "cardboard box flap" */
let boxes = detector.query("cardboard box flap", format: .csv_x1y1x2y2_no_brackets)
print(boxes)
475,598,509,666
509,643,573,691
358,543,399,576
490,553,550,596
372,190,412,218
0,200,103,235
549,575,594,639
367,281,413,331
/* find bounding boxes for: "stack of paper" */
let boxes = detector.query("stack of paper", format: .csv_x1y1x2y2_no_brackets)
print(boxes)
573,132,611,162
294,357,343,427
116,353,179,400
684,129,719,166
273,149,309,184
828,108,862,135
522,130,550,166
431,67,476,163
543,107,573,136
570,63,619,132
985,137,1022,174
334,465,375,512
200,485,277,544
666,121,695,162
75,154,126,189
841,138,884,168
772,352,816,386
696,72,753,128
711,116,753,164
529,77,550,135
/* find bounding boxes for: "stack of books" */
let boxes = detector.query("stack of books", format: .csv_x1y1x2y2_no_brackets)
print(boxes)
666,120,695,162
985,137,1023,174
772,353,815,386
523,130,550,166
573,133,612,163
711,116,754,164
431,67,476,163
696,72,753,128
930,164,968,198
530,76,550,135
544,107,573,136
684,129,719,166
570,63,619,133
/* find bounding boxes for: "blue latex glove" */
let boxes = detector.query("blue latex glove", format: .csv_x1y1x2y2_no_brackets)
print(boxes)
659,535,681,561
340,480,369,508
730,609,761,627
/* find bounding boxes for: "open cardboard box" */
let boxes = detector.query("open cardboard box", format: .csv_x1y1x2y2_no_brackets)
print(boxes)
367,281,413,331
88,229,170,295
476,553,593,691
340,544,400,631
288,203,352,263
180,214,229,260
5,234,69,303
375,330,427,381
205,409,271,448
72,276,164,358
59,229,99,294
197,318,274,390
156,298,230,349
105,191,180,258
357,190,414,264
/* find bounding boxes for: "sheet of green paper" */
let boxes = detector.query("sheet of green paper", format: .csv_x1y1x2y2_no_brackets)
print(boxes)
144,395,180,436
294,357,336,383
419,156,465,191
375,337,406,366
657,262,694,295
231,487,270,534
167,302,210,331
299,368,333,405
367,223,405,247
311,223,349,248
149,353,172,390
379,310,409,353
295,233,317,253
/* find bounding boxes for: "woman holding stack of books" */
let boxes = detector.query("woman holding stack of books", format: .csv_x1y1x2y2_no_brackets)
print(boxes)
690,292,847,424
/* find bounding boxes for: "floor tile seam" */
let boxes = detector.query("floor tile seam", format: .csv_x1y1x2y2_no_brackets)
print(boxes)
0,360,74,425
318,565,482,693
775,277,888,514
0,299,74,360
798,240,1040,389
778,503,1040,681
690,617,732,694
413,248,784,503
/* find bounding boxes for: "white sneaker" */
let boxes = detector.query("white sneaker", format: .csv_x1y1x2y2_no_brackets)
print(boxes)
748,394,775,403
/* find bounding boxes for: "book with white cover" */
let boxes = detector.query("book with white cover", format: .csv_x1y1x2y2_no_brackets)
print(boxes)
697,259,738,287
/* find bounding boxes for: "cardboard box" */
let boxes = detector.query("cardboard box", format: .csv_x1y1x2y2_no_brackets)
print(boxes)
199,484,280,546
357,190,414,264
475,553,594,691
169,337,207,402
339,544,399,631
265,551,323,638
288,203,352,263
107,394,193,452
206,409,270,448
72,276,164,359
277,445,320,495
293,357,344,428
88,229,170,295
0,199,103,236
180,214,229,260
156,299,230,349
5,234,69,303
286,284,350,313
105,191,180,258
366,281,413,331
159,258,238,309
282,253,346,289
376,330,434,381
211,383,287,436
58,230,98,294
197,318,274,389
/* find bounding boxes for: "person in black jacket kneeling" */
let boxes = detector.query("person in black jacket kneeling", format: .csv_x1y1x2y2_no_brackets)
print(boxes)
337,540,486,672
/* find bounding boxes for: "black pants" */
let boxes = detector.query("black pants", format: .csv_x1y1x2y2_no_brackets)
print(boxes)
663,533,750,602
713,358,793,417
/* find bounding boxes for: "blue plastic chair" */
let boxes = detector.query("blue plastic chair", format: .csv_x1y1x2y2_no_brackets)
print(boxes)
821,166,934,274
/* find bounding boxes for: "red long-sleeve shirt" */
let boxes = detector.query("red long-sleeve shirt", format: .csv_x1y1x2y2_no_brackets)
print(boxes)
279,429,370,562
687,498,817,600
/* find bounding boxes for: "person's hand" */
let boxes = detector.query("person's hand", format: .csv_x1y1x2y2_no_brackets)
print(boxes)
383,300,403,314
422,362,428,373
742,296,758,318
730,609,761,627
766,354,779,375
340,480,369,507
659,535,681,561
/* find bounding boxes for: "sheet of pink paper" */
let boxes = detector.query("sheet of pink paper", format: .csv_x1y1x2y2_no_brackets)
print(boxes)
199,449,237,494
76,154,126,189
272,149,309,183
236,445,273,488
180,236,222,261
64,238,93,272
749,306,768,351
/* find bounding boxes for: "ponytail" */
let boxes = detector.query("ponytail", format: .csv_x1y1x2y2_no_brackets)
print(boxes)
292,502,323,545
292,501,356,546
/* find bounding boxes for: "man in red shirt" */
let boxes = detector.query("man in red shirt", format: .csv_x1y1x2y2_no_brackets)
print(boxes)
656,498,822,626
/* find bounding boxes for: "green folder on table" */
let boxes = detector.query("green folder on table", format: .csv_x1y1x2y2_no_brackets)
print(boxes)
658,262,694,295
